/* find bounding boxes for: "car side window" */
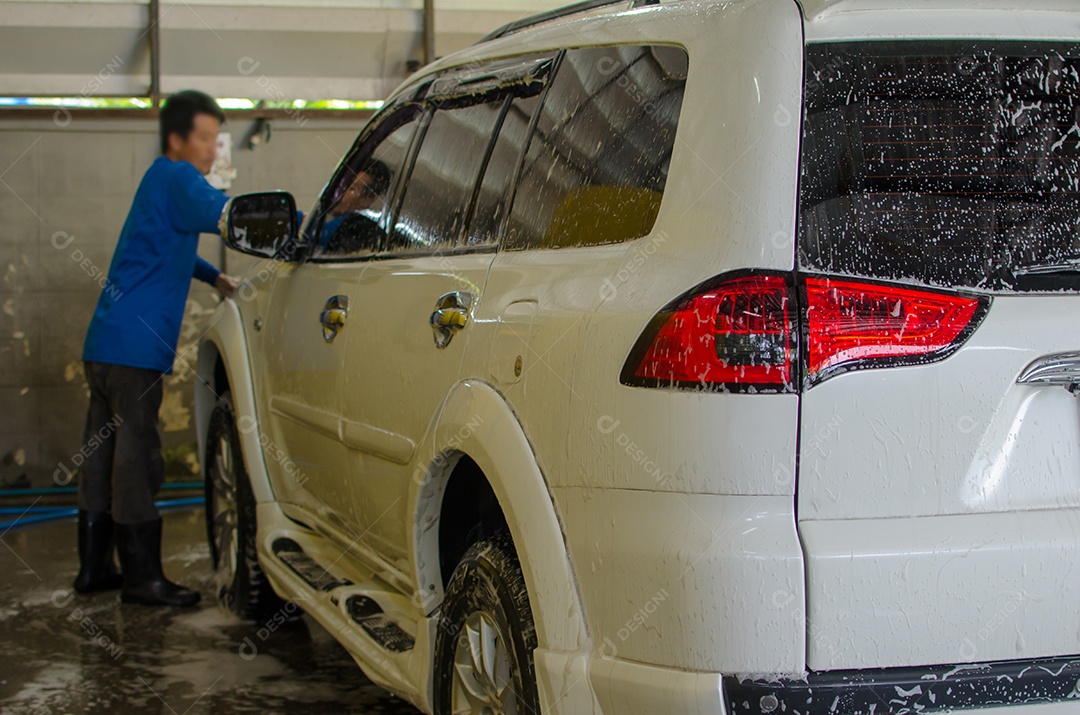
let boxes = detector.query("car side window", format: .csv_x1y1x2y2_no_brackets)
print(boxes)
389,95,508,252
312,105,421,259
504,45,689,250
464,91,543,247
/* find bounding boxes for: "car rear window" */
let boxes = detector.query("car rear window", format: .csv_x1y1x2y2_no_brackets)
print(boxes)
799,41,1080,292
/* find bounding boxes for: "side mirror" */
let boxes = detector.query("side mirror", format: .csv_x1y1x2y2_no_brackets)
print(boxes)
219,191,298,259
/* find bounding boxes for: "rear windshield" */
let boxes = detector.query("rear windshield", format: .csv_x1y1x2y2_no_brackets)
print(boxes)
799,41,1080,292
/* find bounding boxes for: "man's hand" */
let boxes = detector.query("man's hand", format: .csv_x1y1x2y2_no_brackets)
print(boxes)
215,273,240,299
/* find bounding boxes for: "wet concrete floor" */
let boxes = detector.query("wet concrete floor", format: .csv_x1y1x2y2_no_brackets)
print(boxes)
0,507,423,714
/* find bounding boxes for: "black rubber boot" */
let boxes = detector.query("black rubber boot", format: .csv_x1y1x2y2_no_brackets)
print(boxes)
73,510,124,594
115,517,201,607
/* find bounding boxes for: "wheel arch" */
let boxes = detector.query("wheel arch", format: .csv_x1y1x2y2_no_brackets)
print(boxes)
411,379,589,655
195,299,275,504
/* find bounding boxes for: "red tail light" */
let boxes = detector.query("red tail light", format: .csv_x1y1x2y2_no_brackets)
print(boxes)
622,272,988,392
620,273,797,393
804,277,984,382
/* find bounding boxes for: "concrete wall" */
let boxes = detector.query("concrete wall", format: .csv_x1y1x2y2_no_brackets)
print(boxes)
0,115,365,487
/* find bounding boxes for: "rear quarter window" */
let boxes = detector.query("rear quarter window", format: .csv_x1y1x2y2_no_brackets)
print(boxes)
505,44,688,250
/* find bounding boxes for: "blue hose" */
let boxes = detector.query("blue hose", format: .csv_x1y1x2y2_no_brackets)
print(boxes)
0,496,204,531
0,506,88,514
0,481,202,497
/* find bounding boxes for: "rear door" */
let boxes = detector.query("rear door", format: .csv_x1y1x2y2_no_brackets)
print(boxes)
338,55,556,564
796,40,1080,670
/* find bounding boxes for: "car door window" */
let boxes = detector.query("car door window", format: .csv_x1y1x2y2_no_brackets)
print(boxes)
312,106,421,259
389,95,508,253
465,91,544,247
389,54,555,254
504,45,689,250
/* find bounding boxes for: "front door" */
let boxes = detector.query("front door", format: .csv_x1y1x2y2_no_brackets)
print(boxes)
256,260,361,531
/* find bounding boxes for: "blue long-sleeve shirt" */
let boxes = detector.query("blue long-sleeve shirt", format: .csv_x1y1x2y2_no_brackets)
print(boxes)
82,155,229,375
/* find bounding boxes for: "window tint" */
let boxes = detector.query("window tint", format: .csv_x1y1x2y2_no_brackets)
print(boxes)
800,41,1080,292
465,92,542,247
390,96,507,252
504,45,688,250
313,108,419,259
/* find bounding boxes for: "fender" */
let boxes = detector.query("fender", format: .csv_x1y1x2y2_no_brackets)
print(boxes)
195,298,275,504
410,379,589,655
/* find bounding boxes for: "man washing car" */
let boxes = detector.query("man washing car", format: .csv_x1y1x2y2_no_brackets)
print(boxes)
75,90,240,607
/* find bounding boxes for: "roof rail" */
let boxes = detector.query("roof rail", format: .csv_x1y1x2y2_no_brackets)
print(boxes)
476,0,643,45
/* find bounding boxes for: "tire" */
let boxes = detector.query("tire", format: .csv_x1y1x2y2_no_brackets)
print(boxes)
432,531,540,715
205,391,289,622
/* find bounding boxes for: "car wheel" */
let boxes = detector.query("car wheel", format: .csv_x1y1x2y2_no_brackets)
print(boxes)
433,531,539,715
205,390,289,622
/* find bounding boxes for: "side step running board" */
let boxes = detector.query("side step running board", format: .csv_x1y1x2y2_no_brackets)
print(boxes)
347,595,416,653
270,536,415,653
272,537,353,591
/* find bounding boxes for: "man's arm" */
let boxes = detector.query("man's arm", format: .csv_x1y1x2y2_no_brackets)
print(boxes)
170,162,239,297
169,162,230,235
193,255,221,285
194,255,239,297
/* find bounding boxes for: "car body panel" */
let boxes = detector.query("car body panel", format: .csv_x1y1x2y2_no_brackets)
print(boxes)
795,12,1080,670
196,297,275,503
410,379,590,654
342,253,496,567
801,0,1080,41
255,261,367,530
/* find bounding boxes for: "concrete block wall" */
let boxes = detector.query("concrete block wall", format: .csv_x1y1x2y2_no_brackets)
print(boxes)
0,115,365,487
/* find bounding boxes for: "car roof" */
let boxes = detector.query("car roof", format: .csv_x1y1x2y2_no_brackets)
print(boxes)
387,0,1080,102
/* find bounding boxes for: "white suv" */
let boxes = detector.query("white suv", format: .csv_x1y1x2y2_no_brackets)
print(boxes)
195,0,1080,712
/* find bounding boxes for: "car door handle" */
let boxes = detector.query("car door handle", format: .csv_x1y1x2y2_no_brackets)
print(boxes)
320,294,349,343
429,291,474,349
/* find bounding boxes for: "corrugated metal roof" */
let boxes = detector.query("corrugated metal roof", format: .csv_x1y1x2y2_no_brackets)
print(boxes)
0,0,564,100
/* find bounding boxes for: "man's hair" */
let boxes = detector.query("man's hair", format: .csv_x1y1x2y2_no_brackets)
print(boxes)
159,90,225,154
359,158,392,196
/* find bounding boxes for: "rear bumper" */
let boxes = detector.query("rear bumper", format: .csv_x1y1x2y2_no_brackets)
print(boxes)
725,656,1080,714
538,651,1080,715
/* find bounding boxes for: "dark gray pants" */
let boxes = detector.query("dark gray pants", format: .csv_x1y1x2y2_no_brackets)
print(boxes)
77,360,165,524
